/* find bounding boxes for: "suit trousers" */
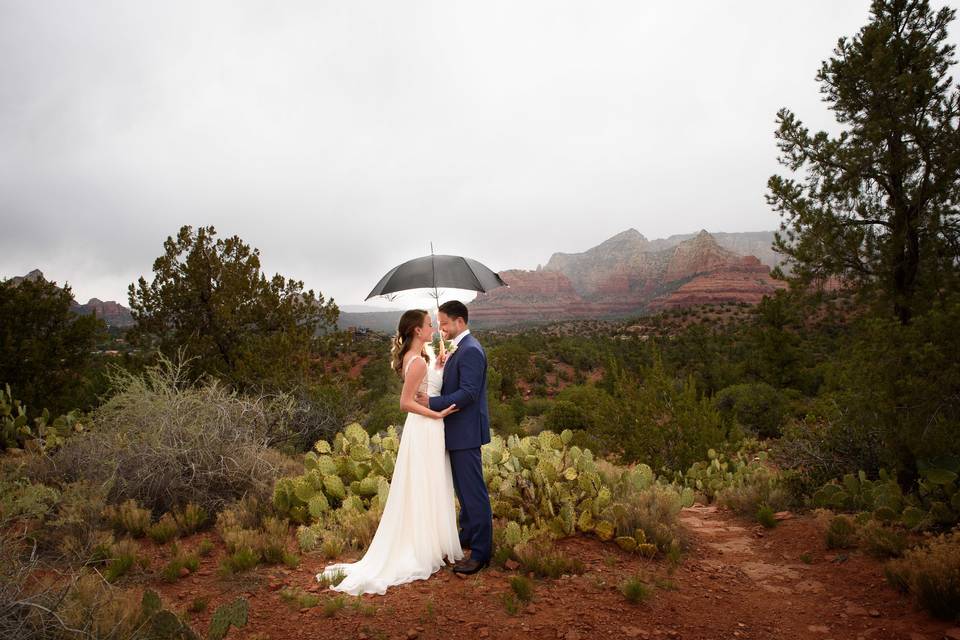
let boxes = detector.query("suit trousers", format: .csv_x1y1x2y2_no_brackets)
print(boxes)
447,447,492,563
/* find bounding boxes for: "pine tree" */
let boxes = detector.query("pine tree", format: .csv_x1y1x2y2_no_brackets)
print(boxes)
767,0,960,324
0,275,105,414
128,225,339,390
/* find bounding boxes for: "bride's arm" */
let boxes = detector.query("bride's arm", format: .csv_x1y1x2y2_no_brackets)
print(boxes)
400,357,457,420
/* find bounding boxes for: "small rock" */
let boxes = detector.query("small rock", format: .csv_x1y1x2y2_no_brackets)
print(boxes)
807,625,830,634
868,609,880,618
406,630,419,640
478,629,490,638
178,566,190,578
845,603,869,616
505,559,520,571
774,511,794,521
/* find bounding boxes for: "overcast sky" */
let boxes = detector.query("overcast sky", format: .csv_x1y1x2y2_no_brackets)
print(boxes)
2,1,957,310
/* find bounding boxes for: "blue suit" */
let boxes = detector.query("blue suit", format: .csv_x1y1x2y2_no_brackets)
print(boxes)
428,331,493,562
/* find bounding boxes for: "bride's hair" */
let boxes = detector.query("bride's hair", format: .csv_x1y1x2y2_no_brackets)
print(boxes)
390,309,432,379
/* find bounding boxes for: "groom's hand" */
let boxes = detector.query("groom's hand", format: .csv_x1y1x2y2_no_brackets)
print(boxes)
414,391,429,408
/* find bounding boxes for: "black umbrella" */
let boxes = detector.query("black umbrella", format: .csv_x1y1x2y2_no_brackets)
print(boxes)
364,244,508,302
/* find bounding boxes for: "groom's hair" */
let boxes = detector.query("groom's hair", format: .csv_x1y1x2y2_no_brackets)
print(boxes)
438,300,468,324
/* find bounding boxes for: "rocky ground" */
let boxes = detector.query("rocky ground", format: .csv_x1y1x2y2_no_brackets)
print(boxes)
137,504,957,640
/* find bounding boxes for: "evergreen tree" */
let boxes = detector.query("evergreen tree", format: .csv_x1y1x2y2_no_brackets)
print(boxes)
768,0,960,324
0,275,105,414
128,225,339,390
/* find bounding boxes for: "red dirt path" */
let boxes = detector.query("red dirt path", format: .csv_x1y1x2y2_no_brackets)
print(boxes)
142,505,956,640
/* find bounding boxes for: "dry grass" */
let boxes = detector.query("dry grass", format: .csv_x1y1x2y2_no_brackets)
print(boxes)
32,355,300,515
885,531,960,619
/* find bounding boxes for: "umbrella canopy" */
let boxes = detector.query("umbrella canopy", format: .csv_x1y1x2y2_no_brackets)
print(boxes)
364,253,507,301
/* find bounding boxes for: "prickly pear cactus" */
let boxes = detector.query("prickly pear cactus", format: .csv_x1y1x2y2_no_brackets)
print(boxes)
273,425,693,560
207,597,248,640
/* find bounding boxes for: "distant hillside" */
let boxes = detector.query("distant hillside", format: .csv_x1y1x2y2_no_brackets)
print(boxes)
468,228,786,325
341,228,787,330
6,269,134,328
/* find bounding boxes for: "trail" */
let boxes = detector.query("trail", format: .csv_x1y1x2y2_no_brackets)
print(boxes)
147,506,954,640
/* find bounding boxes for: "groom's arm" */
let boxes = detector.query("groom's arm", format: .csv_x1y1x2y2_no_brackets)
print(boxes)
428,347,484,412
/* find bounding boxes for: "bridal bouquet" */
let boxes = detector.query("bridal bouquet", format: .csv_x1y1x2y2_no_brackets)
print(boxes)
430,336,457,364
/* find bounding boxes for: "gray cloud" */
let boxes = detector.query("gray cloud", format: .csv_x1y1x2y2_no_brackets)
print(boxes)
3,1,953,310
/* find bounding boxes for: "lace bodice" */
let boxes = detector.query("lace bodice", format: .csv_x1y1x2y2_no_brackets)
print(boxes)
404,351,443,398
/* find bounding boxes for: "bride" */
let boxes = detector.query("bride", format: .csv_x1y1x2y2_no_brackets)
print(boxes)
315,309,464,596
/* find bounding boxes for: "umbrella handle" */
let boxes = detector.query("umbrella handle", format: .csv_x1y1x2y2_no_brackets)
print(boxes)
435,306,445,356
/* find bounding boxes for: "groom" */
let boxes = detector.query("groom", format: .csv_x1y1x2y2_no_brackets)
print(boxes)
415,300,493,574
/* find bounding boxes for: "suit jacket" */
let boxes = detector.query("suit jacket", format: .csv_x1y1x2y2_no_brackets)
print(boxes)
428,332,490,451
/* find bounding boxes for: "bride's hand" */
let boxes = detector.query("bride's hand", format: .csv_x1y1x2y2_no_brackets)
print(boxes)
438,403,458,418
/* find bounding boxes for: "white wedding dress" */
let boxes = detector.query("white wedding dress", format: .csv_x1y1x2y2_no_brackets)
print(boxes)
316,349,464,596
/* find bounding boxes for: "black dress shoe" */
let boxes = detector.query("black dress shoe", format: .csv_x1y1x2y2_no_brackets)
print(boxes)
452,557,489,575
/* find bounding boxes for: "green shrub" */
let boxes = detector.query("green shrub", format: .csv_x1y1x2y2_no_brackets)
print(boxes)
620,575,653,604
714,382,788,439
160,543,200,582
280,587,320,610
859,521,906,558
543,400,590,432
172,503,208,536
756,504,777,529
316,568,346,588
489,398,522,439
321,533,345,560
601,350,730,470
188,596,209,614
523,398,553,417
363,394,405,436
322,595,347,617
885,531,960,619
104,539,142,583
147,514,179,544
220,547,259,575
35,356,298,515
103,499,152,538
513,540,584,578
826,515,857,549
500,592,520,615
509,575,534,603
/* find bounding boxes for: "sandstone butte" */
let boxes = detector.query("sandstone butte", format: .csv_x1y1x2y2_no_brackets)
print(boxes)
468,229,792,324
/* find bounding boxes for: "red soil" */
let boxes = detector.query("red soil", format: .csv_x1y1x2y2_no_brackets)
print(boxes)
134,505,955,640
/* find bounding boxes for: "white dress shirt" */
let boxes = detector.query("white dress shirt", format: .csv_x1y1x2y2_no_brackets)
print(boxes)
450,328,470,347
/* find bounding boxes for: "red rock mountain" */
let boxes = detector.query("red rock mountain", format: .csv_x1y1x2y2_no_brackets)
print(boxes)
6,270,134,328
468,229,786,325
